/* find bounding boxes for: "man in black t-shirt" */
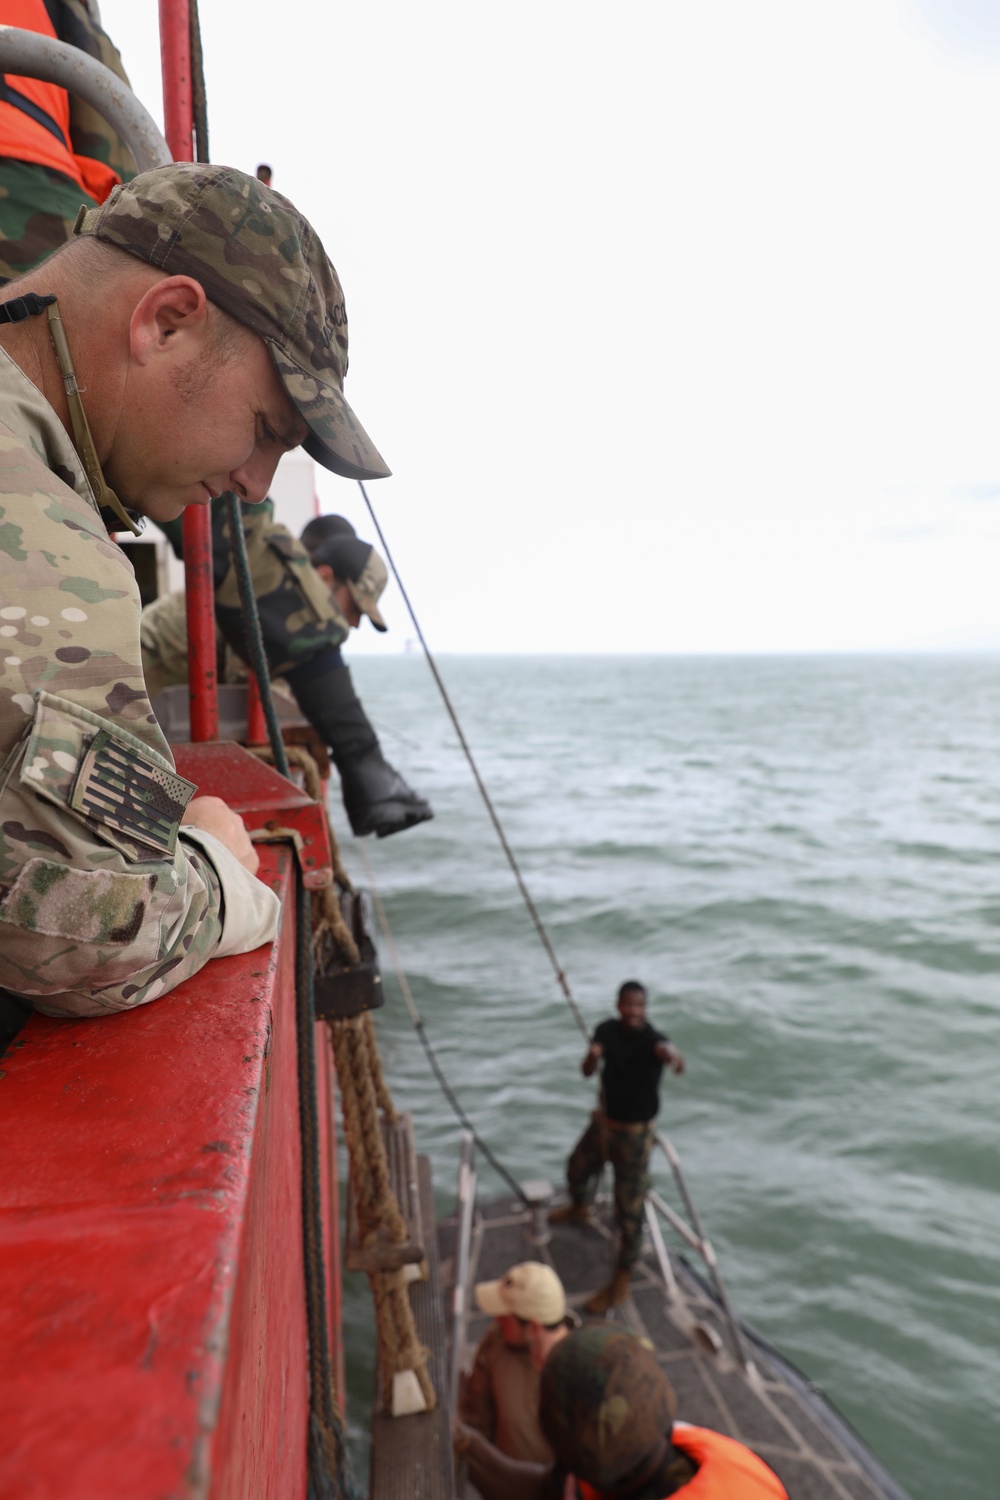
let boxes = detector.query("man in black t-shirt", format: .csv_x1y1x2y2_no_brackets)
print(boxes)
550,981,685,1313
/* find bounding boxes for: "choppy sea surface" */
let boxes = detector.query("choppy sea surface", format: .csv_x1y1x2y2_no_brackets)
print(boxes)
338,654,1000,1500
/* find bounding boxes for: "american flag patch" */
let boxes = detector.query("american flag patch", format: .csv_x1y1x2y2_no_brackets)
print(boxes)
69,729,197,859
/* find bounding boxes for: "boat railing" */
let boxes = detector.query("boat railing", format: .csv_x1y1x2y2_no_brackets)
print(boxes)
647,1132,757,1377
0,26,170,171
450,1129,477,1413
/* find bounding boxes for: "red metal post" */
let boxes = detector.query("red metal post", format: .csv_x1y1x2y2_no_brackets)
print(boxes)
246,671,268,746
159,0,218,741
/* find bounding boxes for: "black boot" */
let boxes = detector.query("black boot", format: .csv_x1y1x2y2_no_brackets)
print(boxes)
286,656,433,838
338,750,434,838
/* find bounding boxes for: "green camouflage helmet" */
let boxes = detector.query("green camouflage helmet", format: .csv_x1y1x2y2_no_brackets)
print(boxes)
539,1325,676,1490
73,161,390,482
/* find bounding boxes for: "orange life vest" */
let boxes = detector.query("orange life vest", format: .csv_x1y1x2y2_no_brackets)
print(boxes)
569,1422,788,1499
0,0,119,201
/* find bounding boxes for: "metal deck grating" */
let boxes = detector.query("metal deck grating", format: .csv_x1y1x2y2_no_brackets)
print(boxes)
435,1194,913,1500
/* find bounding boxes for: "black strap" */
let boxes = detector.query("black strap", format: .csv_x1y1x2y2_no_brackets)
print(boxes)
0,293,56,324
0,75,69,148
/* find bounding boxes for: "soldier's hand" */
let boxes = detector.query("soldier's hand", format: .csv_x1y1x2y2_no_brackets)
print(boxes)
182,796,260,874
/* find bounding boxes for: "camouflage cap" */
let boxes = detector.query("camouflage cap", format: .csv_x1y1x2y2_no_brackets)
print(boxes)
539,1326,676,1490
306,531,388,632
73,162,390,482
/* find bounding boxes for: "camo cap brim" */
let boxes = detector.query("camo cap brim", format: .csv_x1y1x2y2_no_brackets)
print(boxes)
73,161,390,482
347,548,388,632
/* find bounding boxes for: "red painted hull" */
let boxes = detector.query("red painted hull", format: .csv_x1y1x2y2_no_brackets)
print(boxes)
0,841,340,1498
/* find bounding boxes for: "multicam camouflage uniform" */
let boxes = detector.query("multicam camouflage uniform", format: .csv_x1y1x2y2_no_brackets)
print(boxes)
0,158,392,1011
0,352,278,1018
565,1113,655,1271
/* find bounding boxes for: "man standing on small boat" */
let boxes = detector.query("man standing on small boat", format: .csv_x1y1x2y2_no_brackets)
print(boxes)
550,981,685,1313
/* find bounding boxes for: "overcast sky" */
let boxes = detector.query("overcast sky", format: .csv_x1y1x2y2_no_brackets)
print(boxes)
98,0,1000,654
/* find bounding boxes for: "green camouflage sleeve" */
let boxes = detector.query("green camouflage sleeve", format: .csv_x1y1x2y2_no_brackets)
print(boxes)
0,159,95,283
212,500,350,677
0,425,275,1019
56,0,138,184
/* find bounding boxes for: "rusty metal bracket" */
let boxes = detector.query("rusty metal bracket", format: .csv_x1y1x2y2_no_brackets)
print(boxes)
250,824,332,891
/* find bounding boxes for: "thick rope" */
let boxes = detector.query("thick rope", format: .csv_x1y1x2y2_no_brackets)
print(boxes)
329,1017,406,1247
362,1012,396,1120
358,480,590,1044
371,1270,436,1413
188,0,210,165
296,799,356,1498
244,742,359,965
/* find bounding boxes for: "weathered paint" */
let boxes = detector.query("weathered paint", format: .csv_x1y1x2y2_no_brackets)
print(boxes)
319,1027,346,1407
0,845,310,1499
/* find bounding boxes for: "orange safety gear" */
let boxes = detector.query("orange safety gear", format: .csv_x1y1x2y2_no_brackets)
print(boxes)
0,0,119,202
571,1422,788,1499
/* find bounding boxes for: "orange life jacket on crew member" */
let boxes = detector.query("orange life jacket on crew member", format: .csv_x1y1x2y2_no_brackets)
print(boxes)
569,1422,789,1500
0,0,119,202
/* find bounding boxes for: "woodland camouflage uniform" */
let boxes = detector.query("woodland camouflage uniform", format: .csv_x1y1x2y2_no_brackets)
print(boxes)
565,1114,655,1271
149,497,352,693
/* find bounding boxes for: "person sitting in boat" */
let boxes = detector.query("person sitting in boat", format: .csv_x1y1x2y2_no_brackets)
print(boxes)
549,981,685,1313
0,161,389,1018
455,1324,789,1500
140,507,434,839
459,1262,576,1467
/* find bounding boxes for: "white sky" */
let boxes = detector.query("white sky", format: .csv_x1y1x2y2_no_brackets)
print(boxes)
98,0,1000,653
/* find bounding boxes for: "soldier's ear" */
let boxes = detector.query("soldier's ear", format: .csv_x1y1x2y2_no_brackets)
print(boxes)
129,276,210,364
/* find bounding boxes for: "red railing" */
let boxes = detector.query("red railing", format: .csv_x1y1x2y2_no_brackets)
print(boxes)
159,0,218,742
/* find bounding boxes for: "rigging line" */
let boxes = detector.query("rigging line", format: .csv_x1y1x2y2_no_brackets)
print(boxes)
356,480,591,1044
356,841,530,1205
224,493,290,777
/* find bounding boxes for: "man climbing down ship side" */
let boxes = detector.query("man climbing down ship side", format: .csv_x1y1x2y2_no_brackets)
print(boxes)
550,981,685,1313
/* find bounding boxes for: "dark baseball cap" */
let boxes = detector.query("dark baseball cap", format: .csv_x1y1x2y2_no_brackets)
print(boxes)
306,532,388,632
74,161,390,482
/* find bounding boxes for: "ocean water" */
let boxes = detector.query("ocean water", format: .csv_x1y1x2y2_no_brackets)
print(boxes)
340,654,1000,1500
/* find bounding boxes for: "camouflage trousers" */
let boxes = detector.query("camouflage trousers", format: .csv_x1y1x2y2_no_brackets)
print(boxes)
566,1112,655,1270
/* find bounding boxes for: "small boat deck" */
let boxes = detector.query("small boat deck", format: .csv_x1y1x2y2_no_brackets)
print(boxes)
436,1190,913,1500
